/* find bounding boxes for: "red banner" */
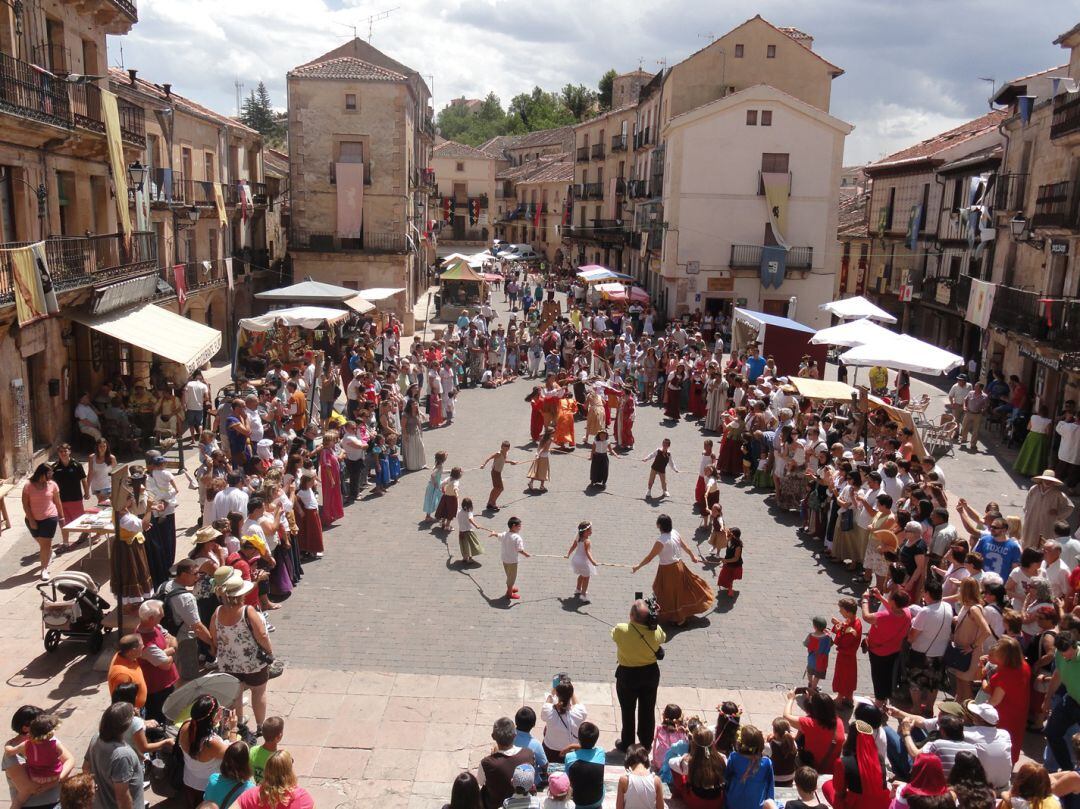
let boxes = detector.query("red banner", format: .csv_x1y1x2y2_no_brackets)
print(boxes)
839,255,849,295
173,264,188,308
442,197,451,222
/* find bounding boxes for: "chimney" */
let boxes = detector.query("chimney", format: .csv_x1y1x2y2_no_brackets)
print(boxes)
127,68,137,85
163,83,171,97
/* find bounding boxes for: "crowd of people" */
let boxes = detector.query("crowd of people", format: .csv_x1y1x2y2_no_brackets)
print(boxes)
9,266,1080,809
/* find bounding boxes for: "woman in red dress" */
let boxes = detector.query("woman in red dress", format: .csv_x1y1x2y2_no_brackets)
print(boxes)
318,431,345,527
615,387,635,449
688,365,708,419
716,410,746,477
831,598,863,706
983,636,1031,762
526,387,545,443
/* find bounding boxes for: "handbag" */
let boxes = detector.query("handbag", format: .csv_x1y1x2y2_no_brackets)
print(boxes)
243,607,275,665
633,623,665,661
942,609,972,671
839,510,855,532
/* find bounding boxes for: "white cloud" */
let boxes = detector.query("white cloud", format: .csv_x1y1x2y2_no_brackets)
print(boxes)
843,102,970,165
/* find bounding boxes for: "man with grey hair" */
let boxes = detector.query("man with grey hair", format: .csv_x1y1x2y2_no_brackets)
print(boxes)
477,716,535,809
611,599,666,752
1042,538,1071,600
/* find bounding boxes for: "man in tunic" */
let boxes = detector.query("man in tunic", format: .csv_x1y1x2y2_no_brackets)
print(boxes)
1022,470,1074,549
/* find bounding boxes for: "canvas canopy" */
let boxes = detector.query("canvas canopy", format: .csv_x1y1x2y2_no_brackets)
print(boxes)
440,261,487,283
255,280,361,304
839,334,963,375
595,282,649,303
70,303,221,373
732,307,825,377
355,287,405,302
790,378,857,401
238,306,350,332
576,266,631,283
810,317,897,348
820,296,898,324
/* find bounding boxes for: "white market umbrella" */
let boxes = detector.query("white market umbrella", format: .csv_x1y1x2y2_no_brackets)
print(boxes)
820,296,898,324
810,317,897,348
162,673,241,723
839,334,963,375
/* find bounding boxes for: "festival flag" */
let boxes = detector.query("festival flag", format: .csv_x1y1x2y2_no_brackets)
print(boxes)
335,162,365,238
760,245,788,289
761,172,791,248
8,241,58,327
173,264,188,308
100,90,132,243
1052,77,1061,98
1018,95,1035,126
965,278,997,328
906,203,923,251
533,200,542,228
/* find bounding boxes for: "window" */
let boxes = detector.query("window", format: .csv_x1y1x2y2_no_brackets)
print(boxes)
746,110,758,126
767,44,776,58
455,161,464,172
919,183,930,232
338,141,364,163
760,153,789,173
760,110,772,126
345,94,356,111
204,153,215,183
734,43,744,57
885,187,896,230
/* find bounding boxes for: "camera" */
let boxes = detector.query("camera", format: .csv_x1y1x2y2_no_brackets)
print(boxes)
634,591,660,631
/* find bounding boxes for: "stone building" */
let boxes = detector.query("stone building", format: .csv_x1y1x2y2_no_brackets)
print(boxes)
287,38,435,332
430,139,499,244
501,157,574,265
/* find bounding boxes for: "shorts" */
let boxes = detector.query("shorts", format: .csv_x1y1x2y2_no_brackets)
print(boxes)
226,666,270,687
28,517,58,540
185,409,204,430
906,651,945,690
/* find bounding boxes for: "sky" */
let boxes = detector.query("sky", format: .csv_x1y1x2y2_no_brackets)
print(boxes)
109,0,1079,165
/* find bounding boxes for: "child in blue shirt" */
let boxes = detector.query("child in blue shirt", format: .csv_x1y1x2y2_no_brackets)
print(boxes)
804,616,832,693
564,721,605,809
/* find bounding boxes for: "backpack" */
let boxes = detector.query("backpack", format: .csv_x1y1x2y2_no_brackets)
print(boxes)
154,581,189,635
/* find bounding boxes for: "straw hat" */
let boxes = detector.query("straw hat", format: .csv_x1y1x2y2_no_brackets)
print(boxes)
1033,469,1064,485
194,526,223,545
211,566,235,589
220,576,254,598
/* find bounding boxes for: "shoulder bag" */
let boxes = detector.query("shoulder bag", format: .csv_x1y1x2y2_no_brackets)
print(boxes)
942,608,973,672
632,623,665,661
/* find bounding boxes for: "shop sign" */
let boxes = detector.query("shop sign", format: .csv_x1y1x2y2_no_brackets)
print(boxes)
1019,343,1062,371
1051,239,1069,255
706,275,734,292
16,320,47,357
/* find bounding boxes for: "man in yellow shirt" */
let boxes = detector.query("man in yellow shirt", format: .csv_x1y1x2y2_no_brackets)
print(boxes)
610,599,666,752
869,365,889,396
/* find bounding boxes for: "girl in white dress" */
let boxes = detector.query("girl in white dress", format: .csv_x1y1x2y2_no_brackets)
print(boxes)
565,520,599,603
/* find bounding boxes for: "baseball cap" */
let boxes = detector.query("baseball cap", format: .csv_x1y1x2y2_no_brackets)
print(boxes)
547,772,569,797
510,764,535,792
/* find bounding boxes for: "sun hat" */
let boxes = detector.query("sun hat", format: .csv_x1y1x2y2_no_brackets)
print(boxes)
194,526,223,544
510,763,535,793
1034,469,1064,485
963,700,999,725
211,566,236,589
220,576,254,598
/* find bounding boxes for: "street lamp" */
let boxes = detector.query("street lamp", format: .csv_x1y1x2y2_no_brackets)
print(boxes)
127,160,147,191
1009,214,1046,250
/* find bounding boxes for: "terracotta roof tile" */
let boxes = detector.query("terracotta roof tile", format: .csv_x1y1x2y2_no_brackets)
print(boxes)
108,68,260,136
288,56,406,82
433,140,499,160
837,191,869,238
869,110,1006,170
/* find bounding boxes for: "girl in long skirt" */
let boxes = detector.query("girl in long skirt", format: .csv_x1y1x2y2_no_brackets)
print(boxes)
527,432,553,492
111,488,154,607
716,527,744,597
428,367,444,428
664,373,683,421
695,440,716,512
422,451,447,520
615,387,635,449
319,431,345,527
295,473,324,558
706,503,728,559
481,441,518,510
526,388,545,443
566,520,599,603
699,468,720,528
401,394,427,471
456,497,485,565
717,411,745,476
631,514,714,625
589,430,615,488
435,466,462,530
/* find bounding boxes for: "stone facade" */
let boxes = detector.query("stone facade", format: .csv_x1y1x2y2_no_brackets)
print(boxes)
431,140,499,243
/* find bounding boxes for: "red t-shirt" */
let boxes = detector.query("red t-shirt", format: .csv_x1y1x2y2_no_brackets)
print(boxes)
1068,567,1080,597
797,716,845,771
988,663,1031,733
867,607,912,656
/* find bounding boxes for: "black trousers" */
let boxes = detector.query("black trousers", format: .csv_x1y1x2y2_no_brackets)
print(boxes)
345,457,366,501
869,651,900,701
615,663,660,748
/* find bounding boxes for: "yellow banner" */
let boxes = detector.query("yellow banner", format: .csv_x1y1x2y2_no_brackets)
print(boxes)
100,89,132,240
213,182,228,227
761,171,790,247
8,242,58,327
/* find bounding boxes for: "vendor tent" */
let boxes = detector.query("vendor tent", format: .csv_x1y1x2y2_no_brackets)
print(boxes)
595,282,649,303
440,261,487,282
343,295,375,315
820,296,898,324
839,334,963,375
356,287,406,302
810,317,897,348
255,280,361,304
238,306,350,332
576,266,632,283
731,307,826,377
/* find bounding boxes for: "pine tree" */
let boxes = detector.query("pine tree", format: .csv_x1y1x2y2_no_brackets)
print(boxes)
240,81,279,140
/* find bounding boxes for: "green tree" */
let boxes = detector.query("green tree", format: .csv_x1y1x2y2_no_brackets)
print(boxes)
506,87,575,132
240,81,280,141
434,92,509,146
560,83,596,121
597,69,617,110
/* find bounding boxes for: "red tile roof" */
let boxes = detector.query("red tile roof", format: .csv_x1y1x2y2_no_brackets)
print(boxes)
108,68,260,135
869,110,1006,170
433,140,499,160
837,191,869,239
288,56,406,82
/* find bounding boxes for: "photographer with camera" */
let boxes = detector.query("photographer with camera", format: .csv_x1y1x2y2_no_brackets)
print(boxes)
611,598,666,752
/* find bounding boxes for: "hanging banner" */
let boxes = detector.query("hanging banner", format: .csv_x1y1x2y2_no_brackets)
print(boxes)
760,244,788,289
100,89,132,241
533,201,542,228
212,182,228,227
335,162,365,238
761,172,790,248
1018,95,1035,126
605,177,618,220
965,278,997,328
173,264,188,308
7,241,58,327
906,203,923,251
134,184,150,232
225,257,234,291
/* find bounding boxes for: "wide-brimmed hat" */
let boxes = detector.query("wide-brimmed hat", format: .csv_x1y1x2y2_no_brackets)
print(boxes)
211,566,235,588
220,576,254,598
194,526,223,544
963,699,999,725
1034,469,1064,485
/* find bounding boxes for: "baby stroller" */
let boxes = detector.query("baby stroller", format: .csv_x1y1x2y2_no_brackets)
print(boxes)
36,571,110,654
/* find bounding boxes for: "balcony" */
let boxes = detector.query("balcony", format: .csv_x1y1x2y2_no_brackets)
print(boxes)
249,181,269,205
31,43,69,75
990,285,1080,342
729,244,813,270
994,173,1027,213
615,177,626,196
591,143,605,160
1031,181,1075,228
582,182,603,200
155,258,229,300
611,134,627,152
290,230,410,254
922,273,972,310
0,51,72,130
0,232,157,305
70,83,145,146
627,179,649,199
1051,90,1080,141
576,146,589,163
634,128,651,150
329,161,372,186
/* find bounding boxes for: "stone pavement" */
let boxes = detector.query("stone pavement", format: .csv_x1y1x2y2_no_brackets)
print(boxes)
0,288,1060,806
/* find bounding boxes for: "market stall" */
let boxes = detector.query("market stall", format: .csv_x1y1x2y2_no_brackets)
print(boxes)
255,280,368,306
233,306,350,379
576,265,632,283
437,261,488,318
731,307,826,377
595,281,650,304
820,295,898,324
810,317,897,348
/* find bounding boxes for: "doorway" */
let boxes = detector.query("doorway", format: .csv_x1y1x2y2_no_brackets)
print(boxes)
25,352,51,451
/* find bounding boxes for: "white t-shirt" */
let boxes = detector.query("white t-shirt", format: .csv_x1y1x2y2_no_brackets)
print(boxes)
457,509,473,532
540,697,588,752
947,383,968,406
182,380,209,411
296,488,318,510
341,434,366,462
1056,420,1080,465
1044,558,1071,600
910,600,952,657
75,402,101,427
500,531,525,564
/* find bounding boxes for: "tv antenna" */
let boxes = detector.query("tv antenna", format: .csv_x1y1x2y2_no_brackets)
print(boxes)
979,76,996,105
699,32,716,43
360,7,398,42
